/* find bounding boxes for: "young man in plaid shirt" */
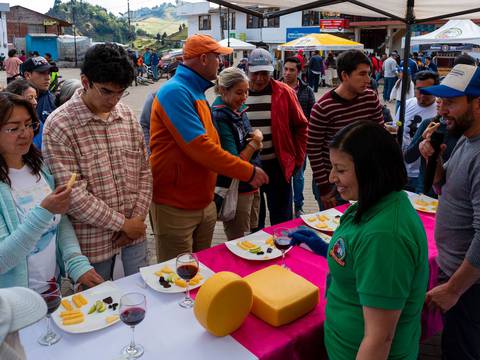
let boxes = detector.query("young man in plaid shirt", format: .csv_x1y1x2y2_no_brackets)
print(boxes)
42,44,152,282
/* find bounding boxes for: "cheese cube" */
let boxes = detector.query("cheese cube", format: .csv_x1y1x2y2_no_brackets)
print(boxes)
244,265,319,327
194,272,252,337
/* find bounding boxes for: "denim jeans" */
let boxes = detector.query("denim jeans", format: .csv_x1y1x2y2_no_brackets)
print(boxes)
255,159,293,229
383,76,397,102
405,176,422,193
92,241,147,281
312,179,347,211
293,160,307,210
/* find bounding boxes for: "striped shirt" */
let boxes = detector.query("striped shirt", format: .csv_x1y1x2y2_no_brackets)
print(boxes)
245,84,276,161
308,88,384,195
42,90,153,263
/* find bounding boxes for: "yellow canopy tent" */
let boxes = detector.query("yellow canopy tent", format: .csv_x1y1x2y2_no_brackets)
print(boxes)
278,33,364,52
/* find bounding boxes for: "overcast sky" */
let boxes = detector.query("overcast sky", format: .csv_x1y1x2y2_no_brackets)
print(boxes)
9,0,174,15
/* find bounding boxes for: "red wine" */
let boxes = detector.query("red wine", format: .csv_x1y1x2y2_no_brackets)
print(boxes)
274,237,292,251
121,307,145,326
45,296,61,314
177,264,199,280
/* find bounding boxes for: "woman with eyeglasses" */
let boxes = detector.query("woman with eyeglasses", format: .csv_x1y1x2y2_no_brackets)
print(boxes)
0,92,103,290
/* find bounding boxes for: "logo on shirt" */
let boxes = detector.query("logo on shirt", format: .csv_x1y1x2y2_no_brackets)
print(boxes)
330,237,346,266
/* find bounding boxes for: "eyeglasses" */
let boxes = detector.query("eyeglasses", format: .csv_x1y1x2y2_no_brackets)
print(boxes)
1,122,40,135
92,83,129,99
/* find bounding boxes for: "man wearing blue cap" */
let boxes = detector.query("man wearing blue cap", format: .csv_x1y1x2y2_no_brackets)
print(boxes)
419,63,480,360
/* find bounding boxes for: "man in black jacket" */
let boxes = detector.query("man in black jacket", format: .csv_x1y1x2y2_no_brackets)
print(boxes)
281,56,315,217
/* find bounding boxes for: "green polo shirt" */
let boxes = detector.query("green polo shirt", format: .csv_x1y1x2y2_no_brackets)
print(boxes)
324,191,429,360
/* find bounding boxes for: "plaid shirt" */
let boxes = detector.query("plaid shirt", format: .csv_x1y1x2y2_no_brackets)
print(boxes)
42,90,152,263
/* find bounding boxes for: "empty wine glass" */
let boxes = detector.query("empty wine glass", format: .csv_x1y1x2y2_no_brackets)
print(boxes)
176,252,199,308
35,281,62,346
120,292,146,359
273,227,292,269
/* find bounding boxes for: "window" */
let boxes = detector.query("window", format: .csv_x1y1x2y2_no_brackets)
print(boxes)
198,15,211,30
265,16,279,28
247,8,279,28
221,12,236,30
302,10,320,26
247,14,261,29
28,24,45,34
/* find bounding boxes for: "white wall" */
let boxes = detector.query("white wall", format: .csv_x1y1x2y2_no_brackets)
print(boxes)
0,11,8,56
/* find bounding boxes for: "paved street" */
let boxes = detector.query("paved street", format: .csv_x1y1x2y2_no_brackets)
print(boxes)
1,68,441,358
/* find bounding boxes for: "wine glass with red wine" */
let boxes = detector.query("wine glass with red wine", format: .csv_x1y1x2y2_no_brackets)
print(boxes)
273,227,292,269
120,292,146,358
176,252,199,308
35,281,62,346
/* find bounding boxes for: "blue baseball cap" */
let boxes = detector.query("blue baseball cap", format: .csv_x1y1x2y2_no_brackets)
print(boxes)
248,48,274,73
421,64,480,98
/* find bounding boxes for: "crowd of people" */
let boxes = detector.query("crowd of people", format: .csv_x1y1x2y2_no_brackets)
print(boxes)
0,33,479,360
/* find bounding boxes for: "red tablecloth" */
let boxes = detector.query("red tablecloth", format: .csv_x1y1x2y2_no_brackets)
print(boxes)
196,206,442,360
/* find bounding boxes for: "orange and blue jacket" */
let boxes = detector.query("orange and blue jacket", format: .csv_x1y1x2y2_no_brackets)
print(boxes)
150,64,254,210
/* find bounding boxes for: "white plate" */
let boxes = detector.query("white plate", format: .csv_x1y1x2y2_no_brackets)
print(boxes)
140,259,214,294
301,208,344,232
224,230,286,261
52,281,122,334
408,193,438,214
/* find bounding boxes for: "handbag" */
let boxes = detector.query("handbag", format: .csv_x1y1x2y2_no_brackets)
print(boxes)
214,178,239,222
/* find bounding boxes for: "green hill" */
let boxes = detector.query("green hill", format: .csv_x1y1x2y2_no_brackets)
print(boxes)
133,17,183,37
47,0,133,43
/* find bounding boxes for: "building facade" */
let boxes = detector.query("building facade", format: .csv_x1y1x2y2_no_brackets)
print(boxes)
177,2,354,51
7,5,70,43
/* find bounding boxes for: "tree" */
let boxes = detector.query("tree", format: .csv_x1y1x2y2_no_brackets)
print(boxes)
156,33,161,41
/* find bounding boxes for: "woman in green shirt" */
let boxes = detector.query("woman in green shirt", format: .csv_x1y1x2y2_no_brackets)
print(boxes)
324,121,429,359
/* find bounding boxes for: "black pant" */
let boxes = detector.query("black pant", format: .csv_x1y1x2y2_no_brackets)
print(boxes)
308,71,320,92
254,159,293,230
439,270,480,360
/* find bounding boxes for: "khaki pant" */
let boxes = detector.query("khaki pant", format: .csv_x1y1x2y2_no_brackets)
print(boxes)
223,191,260,241
150,202,217,262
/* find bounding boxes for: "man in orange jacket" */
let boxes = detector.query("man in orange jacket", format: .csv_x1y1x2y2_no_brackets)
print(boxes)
150,35,268,261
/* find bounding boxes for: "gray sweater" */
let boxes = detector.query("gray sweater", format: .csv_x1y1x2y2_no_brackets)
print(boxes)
436,135,480,278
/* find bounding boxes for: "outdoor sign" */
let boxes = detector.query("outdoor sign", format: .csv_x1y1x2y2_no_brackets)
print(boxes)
320,19,349,33
286,27,320,42
43,20,57,26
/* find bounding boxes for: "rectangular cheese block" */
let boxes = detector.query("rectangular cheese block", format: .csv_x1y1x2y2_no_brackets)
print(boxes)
244,265,319,327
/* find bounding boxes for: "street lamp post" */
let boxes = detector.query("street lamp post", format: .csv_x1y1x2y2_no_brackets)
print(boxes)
127,0,132,43
71,0,77,67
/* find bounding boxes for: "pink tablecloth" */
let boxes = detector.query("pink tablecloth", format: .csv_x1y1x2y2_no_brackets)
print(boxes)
196,206,442,360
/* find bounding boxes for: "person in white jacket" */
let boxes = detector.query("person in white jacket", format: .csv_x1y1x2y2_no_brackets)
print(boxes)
390,67,415,114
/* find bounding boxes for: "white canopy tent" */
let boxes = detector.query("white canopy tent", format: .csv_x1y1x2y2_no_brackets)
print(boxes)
218,38,256,50
207,0,480,144
213,1,480,22
408,19,480,46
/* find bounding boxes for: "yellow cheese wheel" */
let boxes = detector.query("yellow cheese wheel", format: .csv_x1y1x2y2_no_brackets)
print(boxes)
194,271,252,337
244,265,319,327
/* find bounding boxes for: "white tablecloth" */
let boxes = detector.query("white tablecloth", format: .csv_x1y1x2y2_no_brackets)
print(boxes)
20,273,257,360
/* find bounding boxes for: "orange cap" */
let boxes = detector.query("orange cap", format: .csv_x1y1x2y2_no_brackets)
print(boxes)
183,34,233,60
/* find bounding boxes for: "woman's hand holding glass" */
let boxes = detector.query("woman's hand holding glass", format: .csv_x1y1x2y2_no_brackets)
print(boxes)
40,185,71,214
